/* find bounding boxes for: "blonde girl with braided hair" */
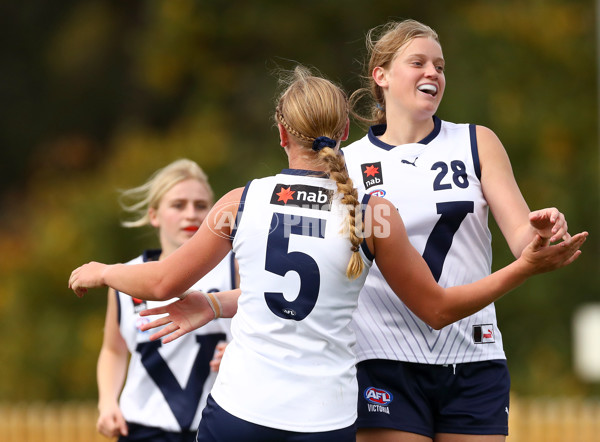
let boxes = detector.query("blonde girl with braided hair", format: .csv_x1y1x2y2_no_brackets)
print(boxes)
275,66,364,278
70,66,587,441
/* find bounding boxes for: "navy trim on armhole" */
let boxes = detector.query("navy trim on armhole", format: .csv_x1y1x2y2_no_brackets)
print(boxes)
469,124,481,181
115,290,122,325
360,194,375,262
230,181,252,242
229,252,237,289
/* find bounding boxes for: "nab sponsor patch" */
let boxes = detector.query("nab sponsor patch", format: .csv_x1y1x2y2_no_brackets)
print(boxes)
361,162,383,190
270,184,333,211
364,387,393,405
473,324,495,344
132,297,147,314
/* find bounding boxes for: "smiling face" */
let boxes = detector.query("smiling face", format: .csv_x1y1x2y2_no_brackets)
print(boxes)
374,36,445,122
149,178,213,257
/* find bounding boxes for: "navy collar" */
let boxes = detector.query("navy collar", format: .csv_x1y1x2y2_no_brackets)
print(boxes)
281,168,329,178
367,115,442,151
142,249,161,262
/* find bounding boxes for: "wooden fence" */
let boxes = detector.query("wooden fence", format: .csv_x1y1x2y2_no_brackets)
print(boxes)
0,397,599,441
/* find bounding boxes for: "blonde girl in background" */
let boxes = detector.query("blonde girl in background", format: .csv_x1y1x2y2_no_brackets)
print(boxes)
96,158,237,442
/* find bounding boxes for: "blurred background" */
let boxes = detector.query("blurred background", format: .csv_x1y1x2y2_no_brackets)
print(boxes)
0,0,598,439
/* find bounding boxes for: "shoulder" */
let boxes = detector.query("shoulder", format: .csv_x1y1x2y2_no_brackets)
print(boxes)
475,125,501,143
367,196,400,225
474,125,507,158
342,132,371,152
436,118,472,135
220,187,246,202
205,187,245,232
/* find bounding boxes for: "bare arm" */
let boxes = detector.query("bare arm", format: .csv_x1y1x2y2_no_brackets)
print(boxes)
96,289,129,438
366,197,587,330
477,126,569,256
69,188,244,300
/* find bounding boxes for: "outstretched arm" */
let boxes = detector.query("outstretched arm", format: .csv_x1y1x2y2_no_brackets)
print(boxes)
68,188,243,300
367,197,588,330
138,289,241,343
477,125,570,255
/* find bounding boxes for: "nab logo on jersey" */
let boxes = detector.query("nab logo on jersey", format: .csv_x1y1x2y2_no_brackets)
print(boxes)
361,162,383,190
132,297,147,314
270,184,333,211
364,387,393,405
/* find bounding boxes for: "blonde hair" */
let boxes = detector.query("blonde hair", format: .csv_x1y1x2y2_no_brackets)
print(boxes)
275,66,364,279
351,19,440,126
119,158,213,228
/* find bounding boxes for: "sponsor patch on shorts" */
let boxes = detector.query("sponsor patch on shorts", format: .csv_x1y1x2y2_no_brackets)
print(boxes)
364,387,392,414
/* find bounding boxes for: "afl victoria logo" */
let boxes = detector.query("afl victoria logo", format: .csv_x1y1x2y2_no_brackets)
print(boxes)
364,387,393,405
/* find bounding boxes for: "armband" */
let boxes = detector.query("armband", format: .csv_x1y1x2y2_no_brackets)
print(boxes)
201,291,223,319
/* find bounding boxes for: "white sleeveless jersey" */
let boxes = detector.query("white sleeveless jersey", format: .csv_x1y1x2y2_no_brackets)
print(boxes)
116,249,236,431
343,117,505,365
210,169,373,432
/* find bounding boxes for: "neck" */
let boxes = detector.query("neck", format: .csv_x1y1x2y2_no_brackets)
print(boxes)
285,144,328,173
379,108,435,146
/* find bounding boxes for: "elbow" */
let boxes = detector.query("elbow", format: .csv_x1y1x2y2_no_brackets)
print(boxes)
426,316,449,331
418,308,453,330
149,276,178,301
153,284,176,301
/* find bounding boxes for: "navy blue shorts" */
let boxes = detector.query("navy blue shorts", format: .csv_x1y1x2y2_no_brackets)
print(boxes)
195,395,356,442
356,359,510,438
118,422,196,442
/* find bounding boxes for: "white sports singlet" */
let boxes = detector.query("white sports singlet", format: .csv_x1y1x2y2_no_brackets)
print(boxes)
210,169,373,432
117,249,236,431
343,117,505,365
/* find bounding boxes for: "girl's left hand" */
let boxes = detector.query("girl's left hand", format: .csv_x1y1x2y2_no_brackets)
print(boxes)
139,291,215,343
529,208,570,243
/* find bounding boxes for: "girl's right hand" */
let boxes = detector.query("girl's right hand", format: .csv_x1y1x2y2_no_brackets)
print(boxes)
96,403,128,438
520,231,588,275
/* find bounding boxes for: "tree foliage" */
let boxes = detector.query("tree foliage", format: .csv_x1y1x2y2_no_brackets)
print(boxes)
0,0,597,400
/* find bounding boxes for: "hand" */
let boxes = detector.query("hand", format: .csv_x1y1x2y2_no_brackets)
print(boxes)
96,403,128,438
520,231,588,275
529,208,570,243
68,262,109,298
210,342,228,372
139,291,215,343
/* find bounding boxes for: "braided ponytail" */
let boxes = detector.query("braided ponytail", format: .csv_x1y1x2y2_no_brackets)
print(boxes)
318,149,364,279
275,66,365,279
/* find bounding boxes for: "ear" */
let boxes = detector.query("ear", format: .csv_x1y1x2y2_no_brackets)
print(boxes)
278,123,289,147
341,118,350,141
148,207,160,228
373,66,388,88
